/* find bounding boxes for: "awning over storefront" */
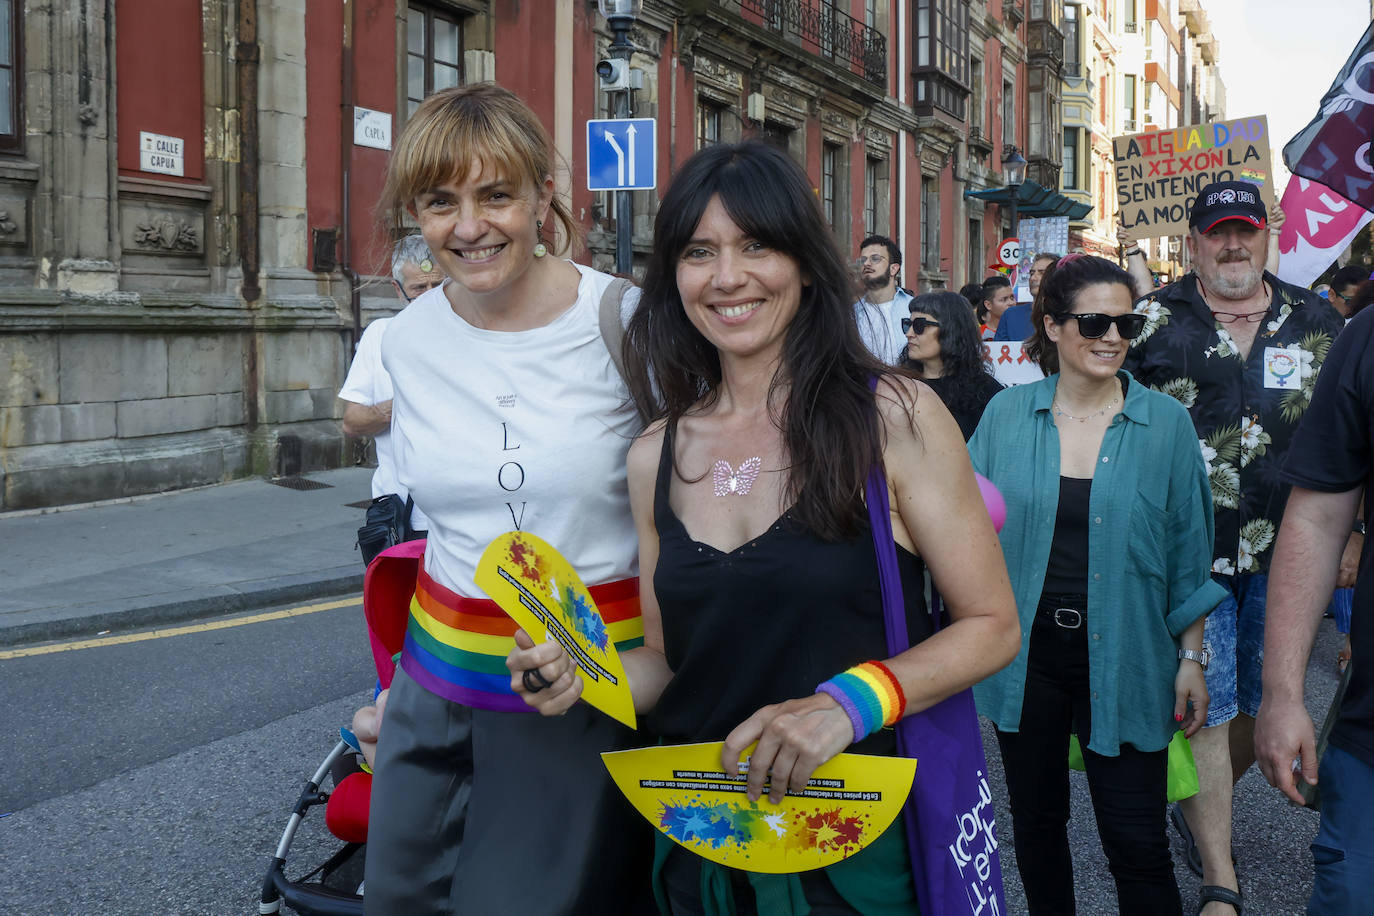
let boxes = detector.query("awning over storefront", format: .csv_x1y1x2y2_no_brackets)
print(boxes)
964,180,1093,220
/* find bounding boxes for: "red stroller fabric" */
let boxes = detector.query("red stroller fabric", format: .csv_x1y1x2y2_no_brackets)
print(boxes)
362,539,426,687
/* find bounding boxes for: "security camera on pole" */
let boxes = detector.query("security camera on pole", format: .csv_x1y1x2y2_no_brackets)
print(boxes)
595,0,644,275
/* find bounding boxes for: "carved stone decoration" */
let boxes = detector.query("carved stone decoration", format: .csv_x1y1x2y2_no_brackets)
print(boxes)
0,210,17,234
78,104,99,127
134,216,199,251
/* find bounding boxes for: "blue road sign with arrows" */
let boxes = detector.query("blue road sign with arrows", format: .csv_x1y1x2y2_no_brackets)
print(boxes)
587,118,657,191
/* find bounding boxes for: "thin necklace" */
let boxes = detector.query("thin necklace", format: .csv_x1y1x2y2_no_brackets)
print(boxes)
1052,392,1120,422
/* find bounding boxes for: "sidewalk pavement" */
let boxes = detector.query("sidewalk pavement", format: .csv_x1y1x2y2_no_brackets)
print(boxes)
0,467,376,646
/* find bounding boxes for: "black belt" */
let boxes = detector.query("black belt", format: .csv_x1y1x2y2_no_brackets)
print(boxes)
1038,594,1087,630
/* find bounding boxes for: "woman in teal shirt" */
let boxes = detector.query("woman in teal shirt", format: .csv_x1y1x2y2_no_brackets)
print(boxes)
968,255,1225,915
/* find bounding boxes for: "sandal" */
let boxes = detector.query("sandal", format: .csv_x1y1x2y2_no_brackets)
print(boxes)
1338,637,1352,673
1171,805,1203,877
1198,884,1243,914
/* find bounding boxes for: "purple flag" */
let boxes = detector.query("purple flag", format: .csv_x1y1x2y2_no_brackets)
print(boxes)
1284,22,1374,210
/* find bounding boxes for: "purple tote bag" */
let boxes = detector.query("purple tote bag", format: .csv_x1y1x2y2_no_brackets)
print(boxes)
865,463,1006,916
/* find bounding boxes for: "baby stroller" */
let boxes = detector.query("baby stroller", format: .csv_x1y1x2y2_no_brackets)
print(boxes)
258,540,424,915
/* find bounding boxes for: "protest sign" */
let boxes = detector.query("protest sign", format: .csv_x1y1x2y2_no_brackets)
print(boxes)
983,341,1045,387
1012,217,1070,302
1114,116,1275,238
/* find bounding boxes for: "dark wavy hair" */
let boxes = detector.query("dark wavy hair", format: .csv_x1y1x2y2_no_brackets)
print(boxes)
623,141,896,541
1024,254,1136,375
903,291,994,416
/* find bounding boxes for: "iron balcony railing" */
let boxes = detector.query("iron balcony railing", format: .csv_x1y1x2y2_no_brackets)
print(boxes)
736,0,887,86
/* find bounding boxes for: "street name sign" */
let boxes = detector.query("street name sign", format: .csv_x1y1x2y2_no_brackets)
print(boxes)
587,118,656,191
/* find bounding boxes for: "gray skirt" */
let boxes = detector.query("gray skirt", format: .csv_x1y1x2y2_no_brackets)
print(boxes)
363,666,655,915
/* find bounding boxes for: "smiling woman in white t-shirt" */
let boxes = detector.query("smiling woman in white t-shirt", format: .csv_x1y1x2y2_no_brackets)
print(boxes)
361,83,651,915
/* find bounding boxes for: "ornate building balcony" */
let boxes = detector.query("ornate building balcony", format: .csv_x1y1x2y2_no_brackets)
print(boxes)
693,0,887,87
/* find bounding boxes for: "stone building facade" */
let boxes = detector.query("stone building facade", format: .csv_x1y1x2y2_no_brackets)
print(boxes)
2,0,1049,510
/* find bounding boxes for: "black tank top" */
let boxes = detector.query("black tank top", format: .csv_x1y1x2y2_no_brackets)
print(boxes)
646,423,933,754
1042,475,1092,599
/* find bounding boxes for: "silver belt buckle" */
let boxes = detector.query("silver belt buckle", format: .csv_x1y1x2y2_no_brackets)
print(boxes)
1053,607,1084,629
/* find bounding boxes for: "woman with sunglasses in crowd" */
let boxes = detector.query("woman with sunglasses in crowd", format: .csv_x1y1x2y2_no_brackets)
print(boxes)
968,255,1226,915
902,291,1003,441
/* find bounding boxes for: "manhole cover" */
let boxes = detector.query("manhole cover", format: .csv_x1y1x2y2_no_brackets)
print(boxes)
269,475,334,491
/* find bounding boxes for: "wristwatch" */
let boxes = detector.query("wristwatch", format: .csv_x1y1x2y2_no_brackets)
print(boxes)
1178,648,1209,669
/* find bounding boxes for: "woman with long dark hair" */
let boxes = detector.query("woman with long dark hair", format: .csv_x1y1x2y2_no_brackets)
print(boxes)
902,290,1003,440
969,255,1224,915
508,140,1019,912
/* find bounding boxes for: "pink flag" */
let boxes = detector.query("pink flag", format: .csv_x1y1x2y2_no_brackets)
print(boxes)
1275,177,1373,288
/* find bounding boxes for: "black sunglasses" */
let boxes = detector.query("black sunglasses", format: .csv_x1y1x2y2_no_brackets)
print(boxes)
901,316,940,334
1057,312,1147,339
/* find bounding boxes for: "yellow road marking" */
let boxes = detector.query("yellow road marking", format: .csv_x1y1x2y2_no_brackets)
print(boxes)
0,596,363,660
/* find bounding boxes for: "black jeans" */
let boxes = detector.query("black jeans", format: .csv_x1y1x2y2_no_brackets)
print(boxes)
995,605,1181,916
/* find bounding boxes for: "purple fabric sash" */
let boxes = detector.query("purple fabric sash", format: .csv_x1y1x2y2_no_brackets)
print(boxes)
865,382,1007,915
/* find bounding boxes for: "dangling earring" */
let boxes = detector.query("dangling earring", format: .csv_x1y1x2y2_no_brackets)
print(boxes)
533,219,547,258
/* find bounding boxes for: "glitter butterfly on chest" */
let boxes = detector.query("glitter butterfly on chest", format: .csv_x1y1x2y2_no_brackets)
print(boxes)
711,457,762,497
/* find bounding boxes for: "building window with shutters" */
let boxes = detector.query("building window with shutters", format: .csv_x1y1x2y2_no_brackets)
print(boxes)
406,4,464,117
864,158,881,236
921,177,941,270
822,143,838,228
698,102,722,149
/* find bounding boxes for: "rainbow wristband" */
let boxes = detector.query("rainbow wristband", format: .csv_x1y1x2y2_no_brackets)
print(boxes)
816,661,907,743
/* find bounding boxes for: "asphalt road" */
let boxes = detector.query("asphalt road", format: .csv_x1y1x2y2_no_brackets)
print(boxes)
0,600,1346,915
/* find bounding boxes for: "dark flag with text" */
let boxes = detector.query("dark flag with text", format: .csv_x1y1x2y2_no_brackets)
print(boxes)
1284,22,1374,210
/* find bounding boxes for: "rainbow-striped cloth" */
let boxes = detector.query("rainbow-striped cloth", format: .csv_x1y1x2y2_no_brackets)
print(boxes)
399,566,643,712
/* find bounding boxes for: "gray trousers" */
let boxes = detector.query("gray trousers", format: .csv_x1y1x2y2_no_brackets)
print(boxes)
363,667,654,915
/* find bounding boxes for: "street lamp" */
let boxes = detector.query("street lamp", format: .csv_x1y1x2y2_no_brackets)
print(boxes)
596,0,642,274
1001,146,1027,237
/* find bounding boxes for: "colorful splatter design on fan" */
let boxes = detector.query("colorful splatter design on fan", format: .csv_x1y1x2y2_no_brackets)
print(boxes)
559,585,610,652
659,798,869,857
507,536,549,583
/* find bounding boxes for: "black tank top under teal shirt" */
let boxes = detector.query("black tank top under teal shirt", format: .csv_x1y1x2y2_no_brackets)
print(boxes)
646,423,933,753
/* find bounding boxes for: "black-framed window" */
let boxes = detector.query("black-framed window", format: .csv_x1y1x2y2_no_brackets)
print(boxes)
0,0,21,152
921,177,941,270
407,4,464,117
822,143,838,227
698,101,722,149
864,158,881,236
1063,4,1080,77
1063,127,1079,189
914,0,969,120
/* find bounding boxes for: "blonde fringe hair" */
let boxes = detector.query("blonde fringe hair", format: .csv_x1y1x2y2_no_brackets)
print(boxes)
379,84,579,256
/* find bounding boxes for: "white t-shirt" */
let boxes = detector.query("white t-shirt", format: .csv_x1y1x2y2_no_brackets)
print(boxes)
383,263,640,597
339,316,430,532
853,287,914,365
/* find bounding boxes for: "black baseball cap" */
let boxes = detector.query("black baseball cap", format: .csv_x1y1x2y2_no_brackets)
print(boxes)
1188,180,1267,233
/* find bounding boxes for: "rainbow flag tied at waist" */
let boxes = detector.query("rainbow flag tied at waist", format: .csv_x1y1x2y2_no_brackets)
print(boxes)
399,566,643,712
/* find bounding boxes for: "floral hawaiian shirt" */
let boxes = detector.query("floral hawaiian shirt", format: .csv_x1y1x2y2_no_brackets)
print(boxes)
1124,271,1343,576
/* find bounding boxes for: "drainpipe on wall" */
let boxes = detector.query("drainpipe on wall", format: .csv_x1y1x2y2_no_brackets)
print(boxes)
341,0,362,352
236,0,262,438
236,0,261,305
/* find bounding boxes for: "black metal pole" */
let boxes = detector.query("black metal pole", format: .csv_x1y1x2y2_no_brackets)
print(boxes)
611,24,633,275
1009,187,1020,239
